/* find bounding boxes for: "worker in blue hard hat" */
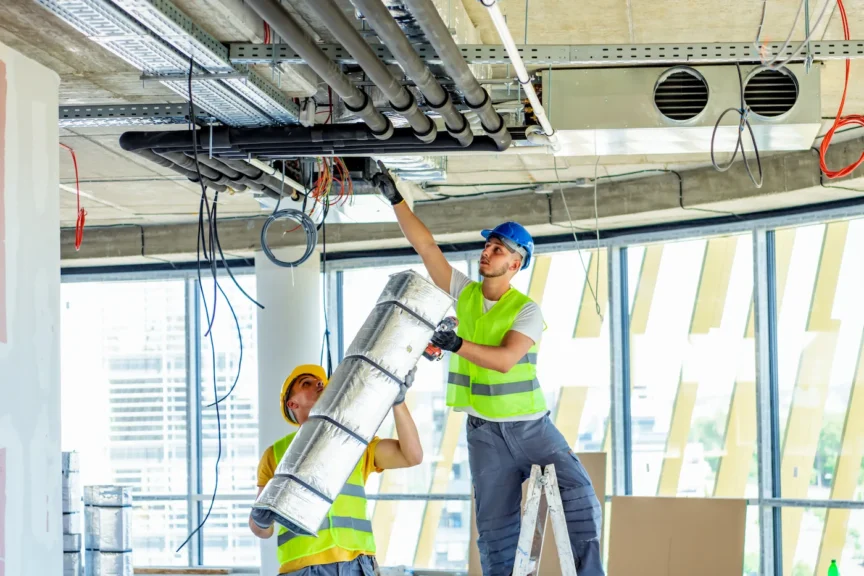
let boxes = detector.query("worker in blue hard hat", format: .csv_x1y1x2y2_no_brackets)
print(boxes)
374,166,605,576
250,363,424,576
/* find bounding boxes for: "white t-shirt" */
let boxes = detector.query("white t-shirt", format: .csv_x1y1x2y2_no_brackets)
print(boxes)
449,269,546,422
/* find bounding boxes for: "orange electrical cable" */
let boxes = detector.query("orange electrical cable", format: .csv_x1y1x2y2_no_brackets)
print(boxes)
819,0,864,179
60,143,86,250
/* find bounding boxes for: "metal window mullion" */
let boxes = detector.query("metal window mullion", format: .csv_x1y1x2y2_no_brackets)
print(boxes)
335,271,345,362
608,246,632,495
753,229,782,576
184,278,202,566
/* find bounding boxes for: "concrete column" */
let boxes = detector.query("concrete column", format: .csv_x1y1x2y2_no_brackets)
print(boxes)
0,40,61,576
255,247,320,576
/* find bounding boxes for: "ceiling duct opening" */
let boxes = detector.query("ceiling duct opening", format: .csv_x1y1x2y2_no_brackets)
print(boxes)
653,67,709,121
744,68,799,118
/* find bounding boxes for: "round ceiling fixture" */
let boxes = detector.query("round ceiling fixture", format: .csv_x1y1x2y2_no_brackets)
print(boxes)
653,67,709,122
744,68,799,118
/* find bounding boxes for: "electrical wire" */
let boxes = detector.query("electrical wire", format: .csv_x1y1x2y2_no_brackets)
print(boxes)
819,0,864,179
756,0,834,70
552,156,602,319
710,63,763,189
176,53,261,554
60,143,86,250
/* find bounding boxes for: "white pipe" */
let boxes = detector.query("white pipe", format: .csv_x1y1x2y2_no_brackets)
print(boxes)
481,0,559,150
246,158,306,195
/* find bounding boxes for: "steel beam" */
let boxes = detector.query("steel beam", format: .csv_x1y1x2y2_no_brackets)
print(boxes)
230,40,864,66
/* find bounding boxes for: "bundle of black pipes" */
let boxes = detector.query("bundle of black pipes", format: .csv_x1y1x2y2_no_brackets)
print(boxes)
119,125,526,161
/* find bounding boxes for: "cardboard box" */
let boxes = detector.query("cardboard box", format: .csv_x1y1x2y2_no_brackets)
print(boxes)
607,496,746,576
468,452,606,576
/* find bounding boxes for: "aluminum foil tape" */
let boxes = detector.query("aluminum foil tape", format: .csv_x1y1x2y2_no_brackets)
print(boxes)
253,270,453,537
85,551,133,576
86,506,132,552
64,533,83,552
84,486,133,507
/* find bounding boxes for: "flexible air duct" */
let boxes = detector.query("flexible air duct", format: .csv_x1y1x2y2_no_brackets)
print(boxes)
401,0,511,151
302,0,436,143
348,0,473,147
245,0,394,140
252,270,454,537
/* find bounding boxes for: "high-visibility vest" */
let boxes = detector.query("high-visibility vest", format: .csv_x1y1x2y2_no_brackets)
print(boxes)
446,282,546,418
273,432,375,565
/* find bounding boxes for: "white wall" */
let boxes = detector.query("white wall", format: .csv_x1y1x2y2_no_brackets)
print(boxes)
255,248,320,576
0,40,61,576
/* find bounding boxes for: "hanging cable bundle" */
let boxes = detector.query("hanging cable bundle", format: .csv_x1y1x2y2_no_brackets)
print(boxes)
819,0,864,180
709,63,763,188
260,208,318,267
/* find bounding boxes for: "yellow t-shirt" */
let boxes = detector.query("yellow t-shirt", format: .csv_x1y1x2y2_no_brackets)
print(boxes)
256,437,383,574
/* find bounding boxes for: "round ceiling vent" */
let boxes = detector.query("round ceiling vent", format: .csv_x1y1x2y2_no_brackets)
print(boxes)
744,68,799,118
653,67,709,122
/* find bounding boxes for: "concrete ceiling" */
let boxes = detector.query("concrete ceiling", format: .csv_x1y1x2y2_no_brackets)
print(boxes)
1,0,863,254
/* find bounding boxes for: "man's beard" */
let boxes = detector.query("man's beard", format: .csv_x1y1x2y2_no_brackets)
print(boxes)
480,261,509,278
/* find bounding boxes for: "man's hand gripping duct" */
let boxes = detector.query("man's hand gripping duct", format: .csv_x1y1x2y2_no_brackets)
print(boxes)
251,271,454,536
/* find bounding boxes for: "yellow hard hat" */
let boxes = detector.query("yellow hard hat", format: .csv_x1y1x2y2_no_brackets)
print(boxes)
280,364,328,424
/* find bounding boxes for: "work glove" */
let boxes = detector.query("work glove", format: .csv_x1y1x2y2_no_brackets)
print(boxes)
393,366,417,406
372,161,404,205
250,507,276,530
431,329,463,353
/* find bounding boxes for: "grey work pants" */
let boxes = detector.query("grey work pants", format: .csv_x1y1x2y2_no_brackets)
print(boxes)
468,414,605,576
281,555,377,576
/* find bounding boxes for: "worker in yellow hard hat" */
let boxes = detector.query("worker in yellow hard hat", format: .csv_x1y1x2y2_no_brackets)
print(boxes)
249,364,423,576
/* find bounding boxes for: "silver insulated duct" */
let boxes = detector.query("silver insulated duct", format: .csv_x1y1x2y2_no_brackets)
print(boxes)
253,270,453,536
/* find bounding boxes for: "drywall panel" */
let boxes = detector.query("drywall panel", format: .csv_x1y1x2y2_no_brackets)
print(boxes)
468,452,606,576
607,496,746,576
0,39,61,576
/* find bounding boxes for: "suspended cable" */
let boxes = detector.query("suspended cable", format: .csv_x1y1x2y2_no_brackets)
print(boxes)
710,63,763,189
819,0,864,179
60,143,86,250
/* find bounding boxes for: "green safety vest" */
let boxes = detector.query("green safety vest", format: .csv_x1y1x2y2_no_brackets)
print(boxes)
446,282,546,418
273,432,375,566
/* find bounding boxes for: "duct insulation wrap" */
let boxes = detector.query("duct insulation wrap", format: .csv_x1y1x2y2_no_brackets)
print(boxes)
64,512,82,534
86,506,133,552
64,552,82,576
253,270,454,536
85,551,133,576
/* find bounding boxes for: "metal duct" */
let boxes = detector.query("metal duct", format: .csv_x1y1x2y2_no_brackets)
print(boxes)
245,0,394,139
301,0,436,143
253,270,454,536
348,0,472,147
400,0,511,151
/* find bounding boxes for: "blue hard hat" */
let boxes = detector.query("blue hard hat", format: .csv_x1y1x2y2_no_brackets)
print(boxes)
481,222,534,270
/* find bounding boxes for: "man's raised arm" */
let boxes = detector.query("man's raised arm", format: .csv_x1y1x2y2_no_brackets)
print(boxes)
374,164,452,292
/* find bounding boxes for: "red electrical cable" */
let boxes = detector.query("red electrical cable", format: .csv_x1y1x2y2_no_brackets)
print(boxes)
60,143,86,250
819,0,864,179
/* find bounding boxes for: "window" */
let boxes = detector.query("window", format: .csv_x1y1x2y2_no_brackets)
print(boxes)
628,235,757,499
61,279,189,565
774,220,864,576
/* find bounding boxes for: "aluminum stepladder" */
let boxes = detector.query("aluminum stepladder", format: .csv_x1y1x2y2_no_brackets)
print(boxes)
513,464,578,576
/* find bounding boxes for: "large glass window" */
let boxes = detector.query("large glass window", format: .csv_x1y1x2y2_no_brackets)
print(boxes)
774,220,864,576
628,235,757,499
198,275,260,565
61,279,189,565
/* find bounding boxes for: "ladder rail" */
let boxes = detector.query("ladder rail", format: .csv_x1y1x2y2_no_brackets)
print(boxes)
543,464,578,576
513,464,579,576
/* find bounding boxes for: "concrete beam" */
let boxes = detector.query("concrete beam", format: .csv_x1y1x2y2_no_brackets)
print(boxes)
60,136,864,262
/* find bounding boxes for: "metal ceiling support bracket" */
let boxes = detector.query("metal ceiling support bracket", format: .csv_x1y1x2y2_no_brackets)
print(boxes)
59,103,215,127
230,40,864,66
111,0,299,124
36,0,297,126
